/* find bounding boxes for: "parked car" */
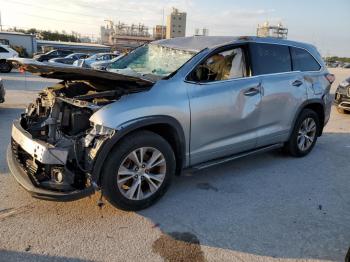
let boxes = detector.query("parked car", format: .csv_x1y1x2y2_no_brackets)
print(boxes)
0,44,19,73
90,54,124,70
34,50,73,62
0,78,5,102
7,36,334,211
334,77,350,113
73,53,119,68
343,63,350,69
49,53,90,65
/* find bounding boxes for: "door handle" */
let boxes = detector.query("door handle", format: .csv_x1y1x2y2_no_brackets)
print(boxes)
292,80,303,87
244,87,260,96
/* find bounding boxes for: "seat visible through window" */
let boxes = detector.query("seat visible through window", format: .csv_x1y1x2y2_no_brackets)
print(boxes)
194,47,247,82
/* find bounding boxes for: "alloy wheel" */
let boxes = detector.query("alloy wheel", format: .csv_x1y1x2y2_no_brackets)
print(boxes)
117,147,166,200
297,118,317,152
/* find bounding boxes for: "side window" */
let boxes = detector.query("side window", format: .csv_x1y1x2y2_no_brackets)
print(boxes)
191,47,247,82
290,47,321,71
0,47,9,53
250,43,291,75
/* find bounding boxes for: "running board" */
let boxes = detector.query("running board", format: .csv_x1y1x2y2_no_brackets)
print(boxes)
188,143,283,172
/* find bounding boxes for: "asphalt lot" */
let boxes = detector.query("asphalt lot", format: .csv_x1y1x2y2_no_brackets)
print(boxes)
0,69,349,262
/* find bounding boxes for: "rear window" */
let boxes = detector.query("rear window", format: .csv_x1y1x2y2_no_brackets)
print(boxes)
290,47,321,72
250,43,291,75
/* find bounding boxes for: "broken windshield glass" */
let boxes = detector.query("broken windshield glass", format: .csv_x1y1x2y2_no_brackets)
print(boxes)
107,44,195,77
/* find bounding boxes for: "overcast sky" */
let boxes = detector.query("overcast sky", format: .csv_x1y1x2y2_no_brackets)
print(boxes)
0,0,349,56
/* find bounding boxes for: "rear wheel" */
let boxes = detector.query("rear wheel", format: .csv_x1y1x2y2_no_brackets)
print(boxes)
0,61,12,73
101,130,175,211
284,109,320,157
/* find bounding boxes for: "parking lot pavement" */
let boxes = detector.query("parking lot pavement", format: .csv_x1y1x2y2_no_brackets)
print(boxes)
0,69,349,262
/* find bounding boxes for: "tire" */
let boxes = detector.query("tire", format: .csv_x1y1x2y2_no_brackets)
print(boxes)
284,109,320,157
101,130,176,211
0,61,12,73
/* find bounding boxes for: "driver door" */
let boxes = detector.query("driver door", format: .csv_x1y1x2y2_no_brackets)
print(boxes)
186,45,262,165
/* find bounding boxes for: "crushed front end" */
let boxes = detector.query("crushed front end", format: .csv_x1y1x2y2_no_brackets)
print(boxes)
7,82,119,201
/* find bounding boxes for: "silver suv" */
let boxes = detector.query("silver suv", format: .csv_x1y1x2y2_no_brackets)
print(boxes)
7,36,334,210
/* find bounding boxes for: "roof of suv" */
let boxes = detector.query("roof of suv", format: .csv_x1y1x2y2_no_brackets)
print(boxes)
153,36,318,54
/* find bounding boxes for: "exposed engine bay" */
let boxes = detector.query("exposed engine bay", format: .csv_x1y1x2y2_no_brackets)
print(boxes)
12,79,149,193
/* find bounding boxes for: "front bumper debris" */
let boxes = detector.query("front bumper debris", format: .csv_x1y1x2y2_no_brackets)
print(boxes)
7,120,95,201
11,120,68,165
7,147,95,201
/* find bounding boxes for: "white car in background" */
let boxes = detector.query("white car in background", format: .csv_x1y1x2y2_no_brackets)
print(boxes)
73,53,120,68
91,54,125,70
0,44,19,73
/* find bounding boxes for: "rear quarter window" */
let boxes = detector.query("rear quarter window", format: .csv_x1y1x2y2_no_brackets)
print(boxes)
290,47,321,72
250,43,291,75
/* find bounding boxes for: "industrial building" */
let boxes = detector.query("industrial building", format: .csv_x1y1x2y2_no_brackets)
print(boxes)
166,8,187,39
194,28,209,36
153,25,166,40
100,21,153,50
0,31,37,56
257,22,288,39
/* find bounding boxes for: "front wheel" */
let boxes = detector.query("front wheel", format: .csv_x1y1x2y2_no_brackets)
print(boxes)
284,109,320,157
101,130,176,211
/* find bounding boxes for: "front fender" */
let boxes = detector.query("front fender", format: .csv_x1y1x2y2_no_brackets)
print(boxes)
90,115,187,182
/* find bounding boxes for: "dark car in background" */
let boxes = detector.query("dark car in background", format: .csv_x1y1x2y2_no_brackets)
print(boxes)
334,77,350,113
34,50,73,62
49,53,90,65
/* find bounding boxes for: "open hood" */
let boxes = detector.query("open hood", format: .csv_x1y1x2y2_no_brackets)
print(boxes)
9,58,154,91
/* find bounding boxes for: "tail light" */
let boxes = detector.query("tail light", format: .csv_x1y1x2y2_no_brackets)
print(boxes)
325,73,335,84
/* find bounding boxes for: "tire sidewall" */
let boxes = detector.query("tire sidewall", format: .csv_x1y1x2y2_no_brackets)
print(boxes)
102,131,176,211
289,109,320,157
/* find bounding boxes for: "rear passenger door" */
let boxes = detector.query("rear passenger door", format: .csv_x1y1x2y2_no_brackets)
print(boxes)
249,43,308,147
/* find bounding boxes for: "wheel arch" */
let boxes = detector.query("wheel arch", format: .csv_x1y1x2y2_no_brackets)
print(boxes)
91,115,187,183
290,99,325,138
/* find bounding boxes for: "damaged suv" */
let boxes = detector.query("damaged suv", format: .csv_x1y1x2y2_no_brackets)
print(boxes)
7,36,334,210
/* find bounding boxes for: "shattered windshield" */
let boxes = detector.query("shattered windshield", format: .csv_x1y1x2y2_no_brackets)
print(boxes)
107,44,195,77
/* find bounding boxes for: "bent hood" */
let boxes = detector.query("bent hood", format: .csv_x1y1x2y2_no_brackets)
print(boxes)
9,58,154,91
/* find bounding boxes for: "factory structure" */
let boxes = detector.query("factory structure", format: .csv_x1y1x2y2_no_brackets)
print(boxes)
257,21,288,39
100,20,153,50
100,8,188,50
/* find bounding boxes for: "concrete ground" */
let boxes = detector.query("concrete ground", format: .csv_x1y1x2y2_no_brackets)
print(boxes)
0,69,349,262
